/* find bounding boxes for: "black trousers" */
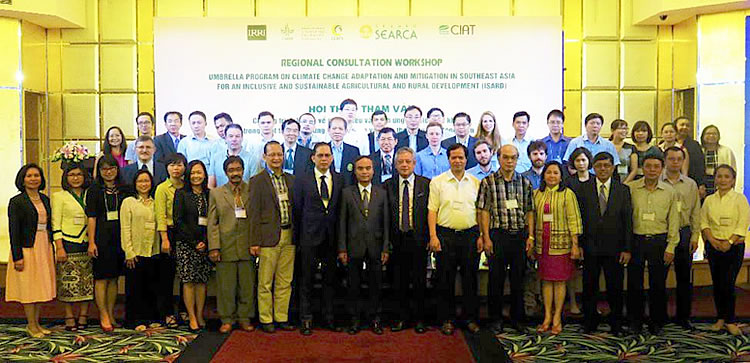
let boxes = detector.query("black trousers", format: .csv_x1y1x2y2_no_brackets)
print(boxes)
299,244,337,322
673,226,694,321
488,229,526,324
125,255,159,326
707,242,745,323
582,254,624,330
347,252,383,322
154,252,176,320
436,226,480,323
393,233,428,322
627,234,669,327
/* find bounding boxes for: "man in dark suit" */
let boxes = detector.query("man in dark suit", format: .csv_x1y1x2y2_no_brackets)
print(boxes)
249,141,296,334
441,112,478,168
121,136,167,187
338,156,390,335
576,152,632,335
370,127,396,185
280,119,313,176
364,110,389,156
396,105,427,152
328,117,360,186
153,111,185,164
385,146,430,333
292,142,344,335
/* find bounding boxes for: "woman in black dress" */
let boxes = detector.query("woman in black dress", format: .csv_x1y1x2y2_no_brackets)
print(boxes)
173,160,212,332
86,155,129,331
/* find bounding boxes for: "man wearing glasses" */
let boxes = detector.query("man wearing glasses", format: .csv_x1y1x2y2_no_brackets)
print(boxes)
540,109,570,164
125,112,155,164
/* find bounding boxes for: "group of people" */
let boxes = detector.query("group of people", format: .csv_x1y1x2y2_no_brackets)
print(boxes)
5,99,748,340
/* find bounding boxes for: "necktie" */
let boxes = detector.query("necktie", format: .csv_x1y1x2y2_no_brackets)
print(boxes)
320,175,329,201
140,164,148,172
384,154,392,175
401,180,410,231
284,148,294,171
174,137,180,150
599,184,607,216
233,184,243,207
362,189,369,217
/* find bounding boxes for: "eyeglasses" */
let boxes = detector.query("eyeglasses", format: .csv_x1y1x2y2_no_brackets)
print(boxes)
100,166,117,172
68,173,84,178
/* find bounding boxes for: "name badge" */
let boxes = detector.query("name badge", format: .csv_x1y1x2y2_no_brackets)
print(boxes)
235,207,247,219
706,167,715,175
278,193,289,202
505,199,519,209
617,165,628,174
675,201,682,212
642,213,656,221
106,211,118,221
198,216,208,226
720,217,732,226
542,213,554,222
37,223,46,231
451,201,464,210
73,216,86,225
144,221,155,230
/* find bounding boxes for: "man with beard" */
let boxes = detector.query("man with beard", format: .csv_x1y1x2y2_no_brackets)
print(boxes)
674,117,706,197
521,141,548,190
466,140,498,180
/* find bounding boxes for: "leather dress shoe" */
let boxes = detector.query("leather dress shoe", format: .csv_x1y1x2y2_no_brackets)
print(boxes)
278,322,295,331
300,320,313,336
348,320,360,335
466,321,480,334
219,323,233,334
239,322,255,332
261,323,275,333
441,321,455,335
414,322,427,334
372,321,383,335
391,320,405,332
676,320,694,331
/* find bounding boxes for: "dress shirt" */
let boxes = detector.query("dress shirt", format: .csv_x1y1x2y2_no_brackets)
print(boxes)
331,142,344,173
136,159,155,175
596,177,611,203
298,133,323,149
358,183,372,201
283,143,297,174
381,151,394,183
700,189,750,241
428,171,480,230
314,168,333,208
125,142,137,162
626,178,680,253
467,161,499,181
408,132,418,152
661,172,701,242
169,133,180,148
563,135,621,165
521,168,543,190
269,170,291,225
415,146,450,180
476,171,535,231
505,136,532,173
120,196,160,260
399,173,416,229
155,179,179,231
541,134,571,163
177,135,215,168
209,148,260,187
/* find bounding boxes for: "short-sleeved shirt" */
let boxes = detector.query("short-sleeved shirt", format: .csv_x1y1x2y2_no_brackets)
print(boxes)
427,171,480,230
476,171,535,231
700,189,750,240
177,136,215,169
542,135,571,164
504,136,532,173
467,160,499,181
521,168,543,190
415,147,450,180
660,172,701,242
209,149,260,187
626,178,680,253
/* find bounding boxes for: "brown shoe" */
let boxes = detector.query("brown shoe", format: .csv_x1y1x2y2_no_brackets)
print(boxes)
219,323,233,334
239,322,255,332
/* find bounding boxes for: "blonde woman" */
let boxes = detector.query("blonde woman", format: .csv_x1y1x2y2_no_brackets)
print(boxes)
474,111,503,151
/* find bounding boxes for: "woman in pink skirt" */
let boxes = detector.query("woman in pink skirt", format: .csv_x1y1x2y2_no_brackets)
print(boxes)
532,161,582,335
6,164,56,337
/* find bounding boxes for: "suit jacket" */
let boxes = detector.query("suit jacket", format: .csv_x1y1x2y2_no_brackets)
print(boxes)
249,170,295,247
384,174,430,252
207,182,252,261
575,178,633,257
396,129,428,152
283,144,313,176
367,132,377,155
8,193,53,262
370,150,396,186
331,142,360,186
292,170,343,247
120,160,168,188
173,188,209,248
153,132,185,164
338,184,390,259
682,138,706,186
441,135,478,168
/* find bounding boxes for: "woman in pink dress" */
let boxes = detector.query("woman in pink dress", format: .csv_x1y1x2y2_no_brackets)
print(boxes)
6,164,56,338
532,161,583,335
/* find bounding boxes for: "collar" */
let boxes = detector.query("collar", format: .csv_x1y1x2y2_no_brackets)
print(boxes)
456,135,469,143
596,177,611,191
584,135,602,144
358,183,372,195
191,134,208,141
267,168,284,178
660,170,686,184
261,134,274,142
449,171,470,183
314,168,332,180
513,136,528,143
631,177,666,190
407,129,419,136
230,181,245,192
331,142,344,150
399,173,415,186
169,133,180,142
137,159,154,169
526,167,543,176
284,143,297,152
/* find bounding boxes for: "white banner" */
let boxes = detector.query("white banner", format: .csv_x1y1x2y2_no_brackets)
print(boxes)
154,17,562,149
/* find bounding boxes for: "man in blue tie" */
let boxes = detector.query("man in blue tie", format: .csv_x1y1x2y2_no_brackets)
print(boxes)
281,119,313,176
370,127,396,185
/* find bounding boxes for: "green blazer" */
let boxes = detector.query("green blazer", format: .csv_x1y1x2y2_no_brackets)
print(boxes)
207,181,251,261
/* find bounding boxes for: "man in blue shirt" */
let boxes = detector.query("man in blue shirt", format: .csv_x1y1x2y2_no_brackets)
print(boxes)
521,140,548,190
541,109,571,163
208,124,259,188
563,113,620,166
466,140,498,180
414,121,449,179
177,110,216,169
504,111,532,173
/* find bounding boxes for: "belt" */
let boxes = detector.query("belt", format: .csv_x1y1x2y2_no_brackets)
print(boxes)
680,226,691,231
490,228,526,237
437,225,478,234
635,233,667,240
281,224,291,230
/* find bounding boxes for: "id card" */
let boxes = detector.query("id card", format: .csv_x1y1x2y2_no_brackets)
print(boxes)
642,213,656,221
106,211,118,221
235,207,247,219
278,192,289,202
505,199,519,209
451,201,464,210
542,214,554,222
720,217,732,226
675,201,682,211
37,223,46,231
617,165,628,175
144,221,155,230
198,216,208,226
73,216,86,225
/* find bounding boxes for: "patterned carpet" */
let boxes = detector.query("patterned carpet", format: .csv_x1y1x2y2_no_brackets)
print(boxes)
0,323,196,362
496,322,750,362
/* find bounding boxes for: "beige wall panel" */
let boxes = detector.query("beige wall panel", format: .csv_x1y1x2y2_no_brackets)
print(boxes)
100,0,137,42
619,91,656,123
673,16,696,89
49,94,63,140
582,0,618,40
411,0,461,16
697,11,745,84
359,0,410,16
207,0,254,17
138,44,154,93
137,0,154,42
256,0,305,16
463,0,511,15
61,45,99,92
62,0,99,43
564,90,582,136
0,18,19,88
620,41,657,89
514,0,561,16
101,44,137,92
582,90,618,126
102,94,138,138
21,21,47,93
563,0,582,39
63,94,99,139
698,83,744,188
138,93,155,117
47,29,63,93
156,0,204,17
564,40,582,90
582,41,618,89
657,90,672,127
620,0,656,40
657,25,672,90
308,0,357,16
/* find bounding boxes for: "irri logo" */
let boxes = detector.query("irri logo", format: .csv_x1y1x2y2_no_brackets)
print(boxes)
247,25,267,40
